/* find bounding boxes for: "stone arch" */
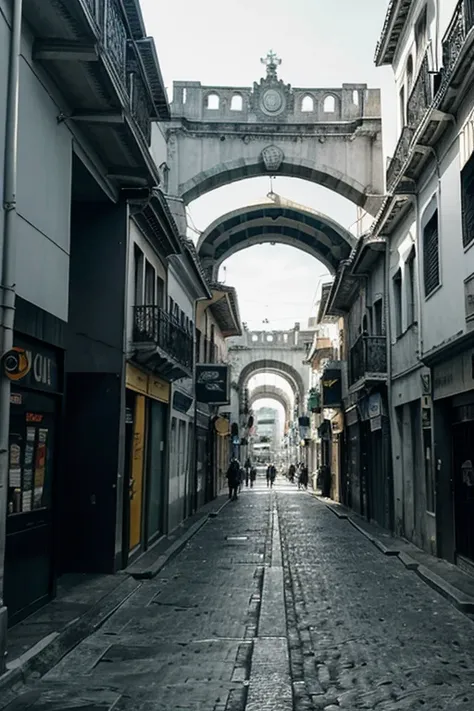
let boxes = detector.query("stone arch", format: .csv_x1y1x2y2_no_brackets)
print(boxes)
249,385,292,422
238,359,305,407
197,202,356,279
179,157,381,216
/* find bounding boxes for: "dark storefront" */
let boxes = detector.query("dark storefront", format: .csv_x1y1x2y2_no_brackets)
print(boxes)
343,391,392,530
4,328,63,626
432,349,474,572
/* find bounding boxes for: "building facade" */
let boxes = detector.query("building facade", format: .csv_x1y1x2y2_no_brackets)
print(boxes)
374,0,474,570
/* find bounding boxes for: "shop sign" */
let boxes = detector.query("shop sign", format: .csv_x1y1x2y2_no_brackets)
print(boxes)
370,415,382,432
368,393,381,419
214,417,230,436
432,351,474,400
4,338,59,393
126,364,148,395
195,364,230,404
422,407,431,429
148,376,170,403
321,369,342,407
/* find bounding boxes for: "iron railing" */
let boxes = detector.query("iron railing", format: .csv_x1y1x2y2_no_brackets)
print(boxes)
83,0,152,144
407,52,433,129
349,335,387,386
442,0,474,76
386,125,414,190
133,306,193,370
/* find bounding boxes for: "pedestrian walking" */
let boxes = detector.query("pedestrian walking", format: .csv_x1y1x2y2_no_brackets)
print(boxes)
288,463,296,483
298,464,309,490
226,457,241,501
244,457,251,487
250,465,257,488
267,463,276,488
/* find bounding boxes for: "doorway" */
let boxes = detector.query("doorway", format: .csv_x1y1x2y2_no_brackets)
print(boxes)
127,392,146,554
451,414,474,564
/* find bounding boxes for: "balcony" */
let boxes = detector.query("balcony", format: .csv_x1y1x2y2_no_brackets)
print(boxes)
442,0,474,80
132,306,193,380
349,335,387,388
25,0,170,192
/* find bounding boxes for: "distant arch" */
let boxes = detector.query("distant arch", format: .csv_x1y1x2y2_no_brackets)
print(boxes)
197,202,356,280
249,385,293,421
238,359,305,406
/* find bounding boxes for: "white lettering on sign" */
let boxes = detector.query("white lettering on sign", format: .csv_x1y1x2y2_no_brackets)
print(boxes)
26,351,52,387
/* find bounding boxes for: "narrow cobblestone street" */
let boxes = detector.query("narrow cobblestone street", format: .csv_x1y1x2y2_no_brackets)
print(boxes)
3,479,474,711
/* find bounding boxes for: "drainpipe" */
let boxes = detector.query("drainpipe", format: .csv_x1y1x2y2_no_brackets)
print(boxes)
0,0,23,671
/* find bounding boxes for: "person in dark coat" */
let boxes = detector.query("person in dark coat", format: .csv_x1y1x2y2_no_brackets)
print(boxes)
227,458,241,500
298,464,309,490
267,463,276,488
244,457,251,487
249,465,257,487
288,463,296,483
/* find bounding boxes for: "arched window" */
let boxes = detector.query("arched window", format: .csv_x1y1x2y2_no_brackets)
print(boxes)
323,95,336,113
407,55,414,93
301,95,314,112
206,93,220,110
230,94,243,111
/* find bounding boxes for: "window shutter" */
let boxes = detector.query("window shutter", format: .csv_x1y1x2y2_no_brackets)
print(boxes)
461,155,474,248
423,211,440,296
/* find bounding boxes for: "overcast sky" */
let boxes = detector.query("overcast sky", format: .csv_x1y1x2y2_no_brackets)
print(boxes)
141,0,395,331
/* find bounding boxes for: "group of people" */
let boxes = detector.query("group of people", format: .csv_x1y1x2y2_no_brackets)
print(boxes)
226,457,311,500
287,462,309,490
226,457,257,501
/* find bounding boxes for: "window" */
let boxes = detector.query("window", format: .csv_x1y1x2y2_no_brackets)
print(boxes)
323,95,335,113
230,94,243,111
424,426,434,512
144,261,155,305
206,93,219,110
393,269,402,337
182,87,187,104
134,245,144,306
373,299,383,336
301,95,314,112
406,249,416,326
399,85,406,127
159,162,169,193
423,210,440,296
415,7,428,60
461,154,474,248
407,55,414,93
169,296,174,315
156,277,164,309
195,328,201,363
352,90,359,106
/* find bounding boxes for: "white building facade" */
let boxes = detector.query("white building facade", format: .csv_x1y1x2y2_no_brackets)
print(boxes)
374,0,474,569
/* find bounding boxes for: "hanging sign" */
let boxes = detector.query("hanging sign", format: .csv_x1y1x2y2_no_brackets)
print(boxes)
196,364,230,404
3,339,59,392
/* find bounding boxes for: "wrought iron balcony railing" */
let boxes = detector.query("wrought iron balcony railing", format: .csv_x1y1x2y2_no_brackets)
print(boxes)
133,306,193,370
84,0,153,144
442,0,474,76
349,335,387,386
407,52,433,130
386,125,414,190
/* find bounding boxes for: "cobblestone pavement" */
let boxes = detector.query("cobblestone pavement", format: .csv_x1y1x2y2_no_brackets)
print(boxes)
3,479,474,710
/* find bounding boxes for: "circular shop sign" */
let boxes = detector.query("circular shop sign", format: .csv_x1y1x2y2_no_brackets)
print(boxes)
2,347,31,381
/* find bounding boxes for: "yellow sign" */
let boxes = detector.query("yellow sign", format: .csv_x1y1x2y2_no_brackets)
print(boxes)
126,364,148,394
148,376,170,404
126,364,170,403
323,379,338,388
3,348,31,381
214,417,230,436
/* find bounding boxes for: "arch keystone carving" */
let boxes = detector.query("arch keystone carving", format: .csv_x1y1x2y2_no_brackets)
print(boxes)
261,145,284,172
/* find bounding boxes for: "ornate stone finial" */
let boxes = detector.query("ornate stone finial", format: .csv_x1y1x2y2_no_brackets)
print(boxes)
260,50,281,79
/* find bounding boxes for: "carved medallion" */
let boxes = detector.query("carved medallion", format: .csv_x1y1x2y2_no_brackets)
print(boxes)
261,145,284,172
261,88,285,116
